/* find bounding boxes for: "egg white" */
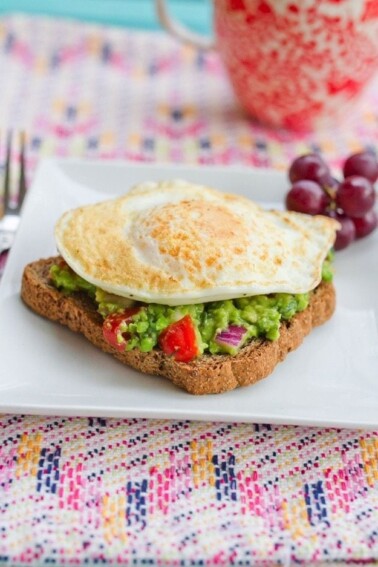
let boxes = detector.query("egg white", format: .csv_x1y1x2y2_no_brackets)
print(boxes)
55,180,339,305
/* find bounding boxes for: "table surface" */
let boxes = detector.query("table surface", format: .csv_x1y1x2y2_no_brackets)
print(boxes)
0,11,378,567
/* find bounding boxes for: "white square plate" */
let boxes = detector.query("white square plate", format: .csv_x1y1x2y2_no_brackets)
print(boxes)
1,159,378,428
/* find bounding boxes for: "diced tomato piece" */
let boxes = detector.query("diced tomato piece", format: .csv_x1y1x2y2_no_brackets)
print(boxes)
158,315,199,363
102,307,141,352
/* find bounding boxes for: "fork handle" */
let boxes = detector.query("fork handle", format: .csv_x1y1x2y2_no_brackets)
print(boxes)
0,216,20,254
0,231,14,255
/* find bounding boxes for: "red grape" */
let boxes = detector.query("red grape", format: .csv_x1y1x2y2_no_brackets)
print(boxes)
343,151,378,183
286,151,377,251
332,214,356,251
351,209,378,238
288,153,331,186
336,176,376,218
286,180,329,215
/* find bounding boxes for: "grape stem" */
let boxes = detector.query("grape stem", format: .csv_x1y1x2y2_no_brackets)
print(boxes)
322,184,337,200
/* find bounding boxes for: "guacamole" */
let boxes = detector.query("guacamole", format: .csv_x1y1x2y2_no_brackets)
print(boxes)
50,256,333,357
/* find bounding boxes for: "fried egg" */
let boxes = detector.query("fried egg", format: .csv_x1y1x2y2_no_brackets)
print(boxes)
55,180,339,305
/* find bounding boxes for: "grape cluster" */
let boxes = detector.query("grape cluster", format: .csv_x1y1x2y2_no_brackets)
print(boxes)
286,152,378,250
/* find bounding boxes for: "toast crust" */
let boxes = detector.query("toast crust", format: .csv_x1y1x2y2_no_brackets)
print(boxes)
21,257,336,395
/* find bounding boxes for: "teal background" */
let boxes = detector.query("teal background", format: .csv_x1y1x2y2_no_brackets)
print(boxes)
0,0,212,33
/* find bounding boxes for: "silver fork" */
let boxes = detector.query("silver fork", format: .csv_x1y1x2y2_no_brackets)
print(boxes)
0,131,27,255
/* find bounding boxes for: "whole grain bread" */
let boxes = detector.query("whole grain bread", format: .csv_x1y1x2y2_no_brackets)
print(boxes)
21,257,336,395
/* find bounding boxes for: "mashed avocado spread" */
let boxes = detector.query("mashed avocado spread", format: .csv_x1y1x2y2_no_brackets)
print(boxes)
50,253,333,357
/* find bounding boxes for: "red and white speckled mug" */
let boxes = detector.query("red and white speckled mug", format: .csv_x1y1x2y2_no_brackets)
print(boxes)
156,0,378,130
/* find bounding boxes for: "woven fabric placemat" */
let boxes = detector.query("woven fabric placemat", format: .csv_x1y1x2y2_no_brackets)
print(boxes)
0,15,377,565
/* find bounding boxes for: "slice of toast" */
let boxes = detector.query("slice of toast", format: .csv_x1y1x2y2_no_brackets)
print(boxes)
21,257,336,395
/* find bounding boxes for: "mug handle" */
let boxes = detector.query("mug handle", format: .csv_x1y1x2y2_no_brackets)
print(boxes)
155,0,215,50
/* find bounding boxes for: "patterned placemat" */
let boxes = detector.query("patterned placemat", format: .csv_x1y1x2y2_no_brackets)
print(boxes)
0,14,378,566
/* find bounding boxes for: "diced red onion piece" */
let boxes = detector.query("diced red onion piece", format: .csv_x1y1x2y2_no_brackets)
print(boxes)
215,325,246,349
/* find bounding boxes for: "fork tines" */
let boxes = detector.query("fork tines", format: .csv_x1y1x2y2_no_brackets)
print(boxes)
3,131,12,215
2,131,27,216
